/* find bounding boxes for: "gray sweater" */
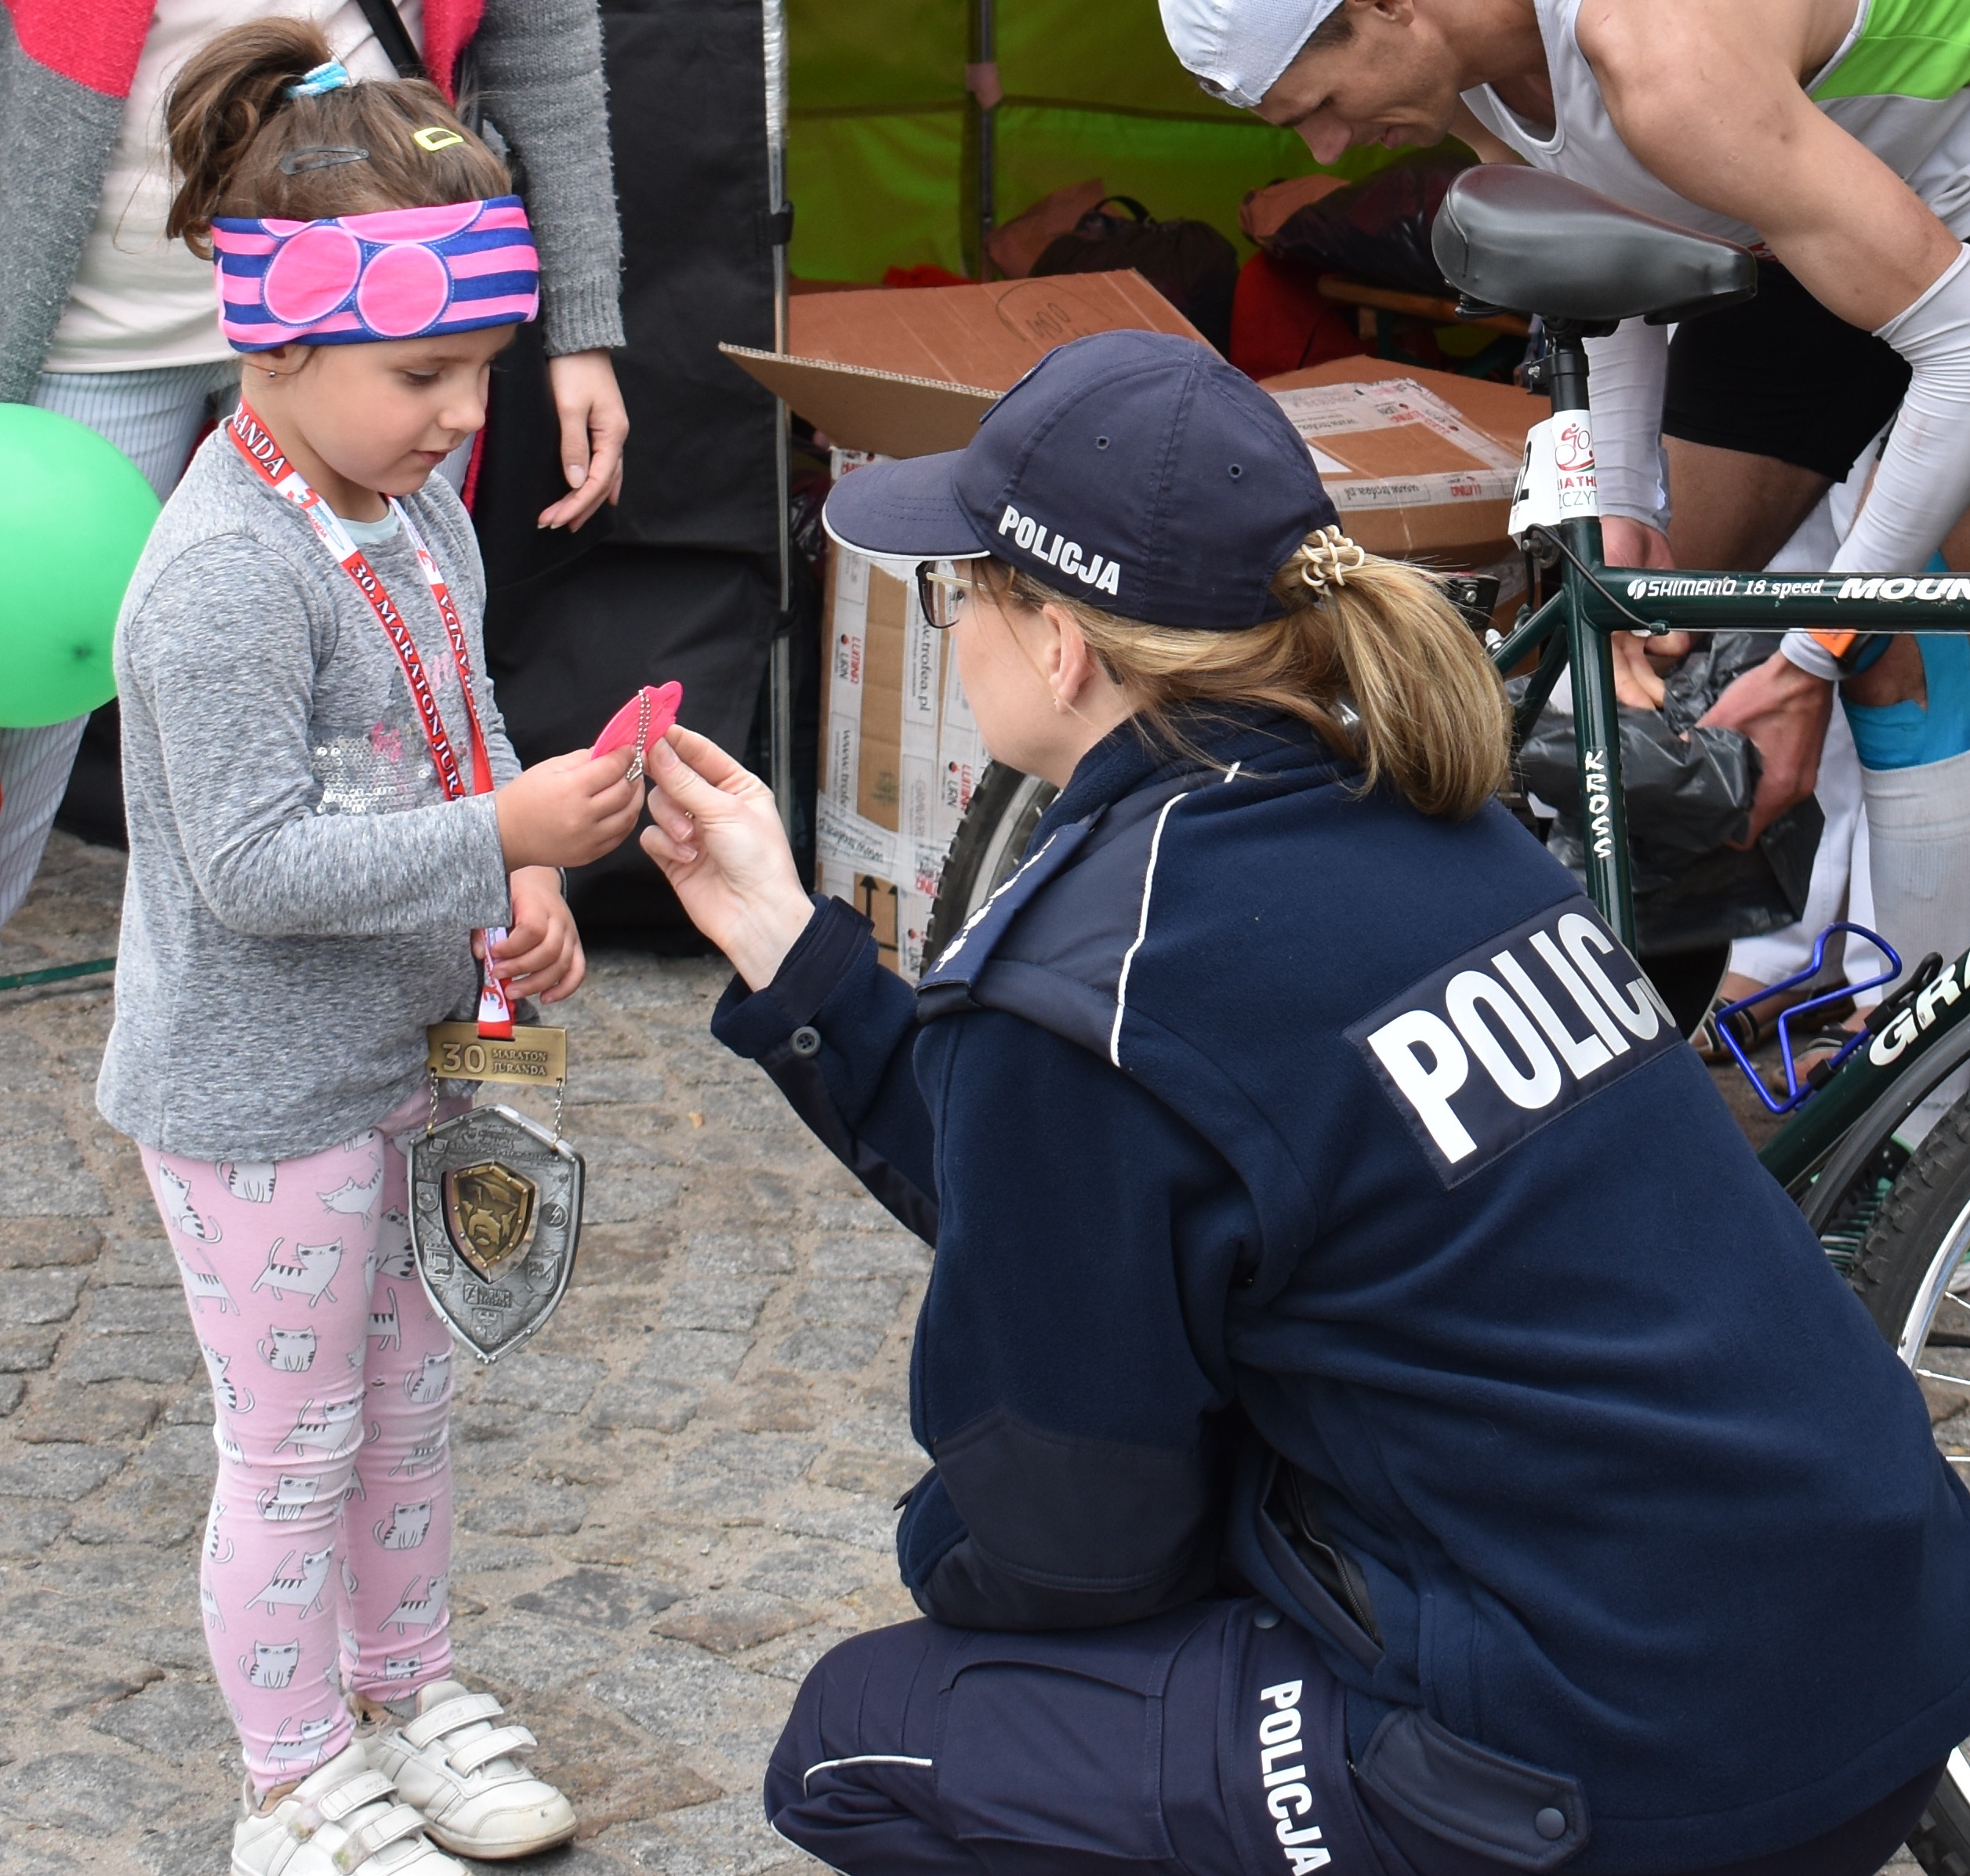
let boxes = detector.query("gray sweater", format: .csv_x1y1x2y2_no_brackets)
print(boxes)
0,0,624,403
98,430,523,1160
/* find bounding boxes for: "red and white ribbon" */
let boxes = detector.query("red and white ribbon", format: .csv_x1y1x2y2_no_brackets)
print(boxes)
228,402,517,1038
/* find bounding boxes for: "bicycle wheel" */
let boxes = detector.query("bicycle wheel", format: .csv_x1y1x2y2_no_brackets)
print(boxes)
1846,1090,1970,1875
924,764,1058,963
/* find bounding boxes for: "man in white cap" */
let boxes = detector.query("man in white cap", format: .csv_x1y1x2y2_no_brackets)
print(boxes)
1163,0,1970,1044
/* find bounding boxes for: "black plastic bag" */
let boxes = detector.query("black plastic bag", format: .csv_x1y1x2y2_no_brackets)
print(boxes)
1263,153,1473,299
1515,633,1826,956
1032,198,1239,355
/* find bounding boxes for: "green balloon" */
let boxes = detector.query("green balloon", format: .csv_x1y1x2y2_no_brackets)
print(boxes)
0,404,161,728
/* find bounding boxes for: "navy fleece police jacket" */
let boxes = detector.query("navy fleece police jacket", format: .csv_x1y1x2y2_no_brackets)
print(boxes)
712,709,1970,1874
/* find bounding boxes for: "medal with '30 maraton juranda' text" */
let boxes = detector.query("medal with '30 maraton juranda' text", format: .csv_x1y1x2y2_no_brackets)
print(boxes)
408,1024,583,1363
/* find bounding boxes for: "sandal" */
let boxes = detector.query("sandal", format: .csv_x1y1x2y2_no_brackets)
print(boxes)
1693,995,1773,1063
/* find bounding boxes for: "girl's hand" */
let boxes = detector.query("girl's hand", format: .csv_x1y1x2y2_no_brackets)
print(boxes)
539,350,629,532
638,728,814,989
495,749,642,869
481,866,586,1004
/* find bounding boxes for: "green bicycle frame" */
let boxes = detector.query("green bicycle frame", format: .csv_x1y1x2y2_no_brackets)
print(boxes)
1497,329,1970,1193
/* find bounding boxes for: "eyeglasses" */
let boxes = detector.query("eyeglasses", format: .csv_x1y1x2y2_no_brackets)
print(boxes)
914,560,975,632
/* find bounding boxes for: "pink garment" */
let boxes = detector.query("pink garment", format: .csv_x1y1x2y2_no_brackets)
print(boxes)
146,1090,463,1791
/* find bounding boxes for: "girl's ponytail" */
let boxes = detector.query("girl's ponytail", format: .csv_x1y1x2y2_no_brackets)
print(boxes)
165,19,336,255
984,528,1511,821
165,19,508,258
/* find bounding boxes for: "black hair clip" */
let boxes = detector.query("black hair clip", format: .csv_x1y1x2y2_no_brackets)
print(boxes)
278,144,371,174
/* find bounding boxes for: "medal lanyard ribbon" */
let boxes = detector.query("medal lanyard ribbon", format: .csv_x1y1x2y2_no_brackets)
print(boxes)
228,402,516,1037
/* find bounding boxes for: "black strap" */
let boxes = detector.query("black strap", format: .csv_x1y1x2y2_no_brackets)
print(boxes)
350,0,426,80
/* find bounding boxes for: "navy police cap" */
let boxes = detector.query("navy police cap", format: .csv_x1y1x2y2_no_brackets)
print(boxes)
822,329,1338,632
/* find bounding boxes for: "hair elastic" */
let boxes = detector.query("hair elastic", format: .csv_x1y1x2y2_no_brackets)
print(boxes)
1296,524,1366,596
287,60,354,98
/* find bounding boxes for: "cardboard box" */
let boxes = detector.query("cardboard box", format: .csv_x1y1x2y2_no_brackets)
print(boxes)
1261,357,1545,626
723,270,1208,459
1260,357,1544,561
815,450,990,980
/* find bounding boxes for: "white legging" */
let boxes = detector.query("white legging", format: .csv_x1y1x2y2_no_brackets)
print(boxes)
1729,703,1882,1001
0,361,238,929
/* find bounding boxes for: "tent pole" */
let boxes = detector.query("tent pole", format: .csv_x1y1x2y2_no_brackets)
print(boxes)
764,0,796,840
973,0,996,275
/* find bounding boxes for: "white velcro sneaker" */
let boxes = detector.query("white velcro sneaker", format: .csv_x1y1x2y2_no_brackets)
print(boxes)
365,1680,576,1859
231,1740,463,1876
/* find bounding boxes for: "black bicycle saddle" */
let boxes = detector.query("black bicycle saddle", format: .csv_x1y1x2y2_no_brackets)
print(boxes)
1431,167,1757,326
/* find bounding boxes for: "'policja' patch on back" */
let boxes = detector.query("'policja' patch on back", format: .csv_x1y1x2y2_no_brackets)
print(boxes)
1346,897,1680,1187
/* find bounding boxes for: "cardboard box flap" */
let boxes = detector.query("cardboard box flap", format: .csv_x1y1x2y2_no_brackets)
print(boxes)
789,270,1205,383
722,346,997,459
724,270,1210,460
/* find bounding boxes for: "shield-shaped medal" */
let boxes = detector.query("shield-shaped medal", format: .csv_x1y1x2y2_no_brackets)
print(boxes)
407,1104,582,1362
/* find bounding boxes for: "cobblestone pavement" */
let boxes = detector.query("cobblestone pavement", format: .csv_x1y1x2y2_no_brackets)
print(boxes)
0,836,1921,1874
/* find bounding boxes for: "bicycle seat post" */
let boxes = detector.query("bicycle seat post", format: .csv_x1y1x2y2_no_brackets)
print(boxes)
1543,324,1638,949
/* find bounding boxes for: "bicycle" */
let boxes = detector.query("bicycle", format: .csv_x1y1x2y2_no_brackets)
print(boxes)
926,162,1970,1873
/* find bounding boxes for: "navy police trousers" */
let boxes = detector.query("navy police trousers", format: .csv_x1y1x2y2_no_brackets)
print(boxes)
764,1600,1940,1876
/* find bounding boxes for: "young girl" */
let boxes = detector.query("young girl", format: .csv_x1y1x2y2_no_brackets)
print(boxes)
96,24,643,1874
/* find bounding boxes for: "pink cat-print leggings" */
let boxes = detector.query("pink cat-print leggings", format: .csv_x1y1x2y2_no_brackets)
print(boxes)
143,1090,462,1791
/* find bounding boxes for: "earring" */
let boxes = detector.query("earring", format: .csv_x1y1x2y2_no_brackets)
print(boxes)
266,369,277,379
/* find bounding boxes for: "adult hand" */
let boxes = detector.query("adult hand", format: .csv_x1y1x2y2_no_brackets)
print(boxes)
1610,633,1667,709
482,866,586,1003
539,349,629,532
1599,517,1675,569
639,728,814,989
494,748,643,869
1698,651,1835,840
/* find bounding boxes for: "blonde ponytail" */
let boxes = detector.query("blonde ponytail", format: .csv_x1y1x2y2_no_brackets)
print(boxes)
984,532,1511,821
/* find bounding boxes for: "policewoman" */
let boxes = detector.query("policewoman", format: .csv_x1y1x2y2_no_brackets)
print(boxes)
637,331,1970,1876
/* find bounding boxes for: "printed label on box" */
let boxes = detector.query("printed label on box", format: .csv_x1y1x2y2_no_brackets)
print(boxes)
818,510,998,981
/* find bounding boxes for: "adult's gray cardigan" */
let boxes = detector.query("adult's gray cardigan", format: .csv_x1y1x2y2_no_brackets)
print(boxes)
0,0,625,403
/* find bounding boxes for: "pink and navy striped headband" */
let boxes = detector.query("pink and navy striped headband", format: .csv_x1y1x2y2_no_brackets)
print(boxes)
210,196,539,350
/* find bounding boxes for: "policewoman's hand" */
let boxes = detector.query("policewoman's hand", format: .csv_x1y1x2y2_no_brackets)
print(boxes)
640,728,814,990
494,748,643,869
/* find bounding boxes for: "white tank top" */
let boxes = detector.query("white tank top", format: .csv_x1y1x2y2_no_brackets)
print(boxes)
1460,0,1970,245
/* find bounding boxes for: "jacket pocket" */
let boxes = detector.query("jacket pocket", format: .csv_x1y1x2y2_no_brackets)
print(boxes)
1228,1439,1385,1669
1268,1459,1382,1646
1356,1705,1589,1871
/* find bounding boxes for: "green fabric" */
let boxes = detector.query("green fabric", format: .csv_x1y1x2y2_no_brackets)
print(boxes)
786,0,1399,282
1812,0,1970,103
789,113,969,283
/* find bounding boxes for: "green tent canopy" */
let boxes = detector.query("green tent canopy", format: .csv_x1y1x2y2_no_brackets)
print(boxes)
784,0,1405,284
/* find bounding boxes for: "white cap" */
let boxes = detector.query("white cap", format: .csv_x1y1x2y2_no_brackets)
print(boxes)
1159,0,1342,110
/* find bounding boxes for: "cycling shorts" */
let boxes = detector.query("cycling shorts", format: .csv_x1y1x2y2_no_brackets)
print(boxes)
1663,260,1911,482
